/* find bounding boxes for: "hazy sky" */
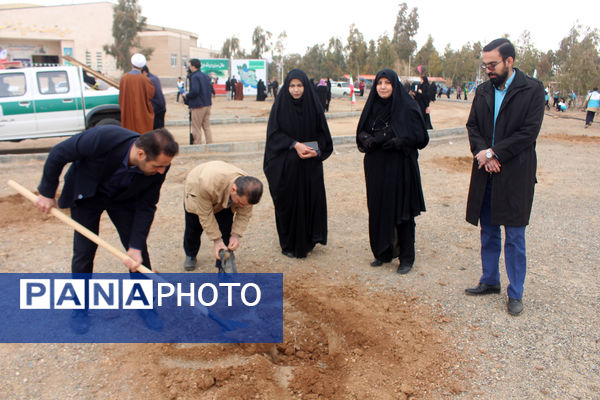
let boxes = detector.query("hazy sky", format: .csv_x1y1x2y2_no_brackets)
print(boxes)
3,0,598,56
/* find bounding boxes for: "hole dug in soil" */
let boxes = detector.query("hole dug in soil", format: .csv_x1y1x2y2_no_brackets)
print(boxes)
124,275,470,399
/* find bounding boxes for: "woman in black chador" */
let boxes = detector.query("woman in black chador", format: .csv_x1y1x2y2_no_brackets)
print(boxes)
415,75,433,130
356,69,429,274
264,69,333,258
315,79,329,111
256,79,267,101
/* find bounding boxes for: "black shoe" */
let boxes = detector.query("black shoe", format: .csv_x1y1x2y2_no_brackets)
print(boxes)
507,298,523,316
70,310,90,334
465,283,501,295
137,309,163,331
282,250,295,258
396,263,413,274
370,259,384,267
183,256,197,271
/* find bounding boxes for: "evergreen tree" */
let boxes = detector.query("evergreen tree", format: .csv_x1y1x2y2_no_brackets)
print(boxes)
103,0,152,72
345,24,368,78
251,26,272,59
555,25,600,95
271,31,287,81
220,36,243,59
375,35,397,71
325,37,346,78
392,3,419,63
414,35,442,76
515,31,541,77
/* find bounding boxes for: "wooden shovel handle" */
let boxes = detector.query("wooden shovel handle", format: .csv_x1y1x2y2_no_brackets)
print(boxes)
7,179,153,275
7,181,243,325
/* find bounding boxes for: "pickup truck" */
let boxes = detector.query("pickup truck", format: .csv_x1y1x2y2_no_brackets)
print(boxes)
0,65,120,141
330,80,351,97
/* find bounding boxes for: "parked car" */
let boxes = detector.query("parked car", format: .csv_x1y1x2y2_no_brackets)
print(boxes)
330,80,351,97
0,65,120,141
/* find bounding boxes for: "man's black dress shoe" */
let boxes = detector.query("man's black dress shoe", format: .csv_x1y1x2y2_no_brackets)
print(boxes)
465,283,501,295
370,259,383,267
183,256,196,271
507,298,523,316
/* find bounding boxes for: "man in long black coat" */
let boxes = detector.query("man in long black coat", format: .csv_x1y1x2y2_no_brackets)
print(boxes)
464,38,545,316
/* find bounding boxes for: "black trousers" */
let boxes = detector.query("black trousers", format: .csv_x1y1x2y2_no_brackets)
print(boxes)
153,111,165,129
183,208,233,266
586,111,596,125
377,218,416,265
397,218,416,266
70,197,151,274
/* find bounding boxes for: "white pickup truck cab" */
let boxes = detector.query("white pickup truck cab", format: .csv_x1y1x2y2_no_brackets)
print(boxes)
0,65,120,141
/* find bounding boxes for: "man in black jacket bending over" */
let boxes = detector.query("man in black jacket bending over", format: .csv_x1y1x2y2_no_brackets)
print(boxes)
35,126,178,332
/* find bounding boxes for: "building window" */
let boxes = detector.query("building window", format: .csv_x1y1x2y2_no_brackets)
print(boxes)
181,56,188,69
96,52,103,71
171,54,177,68
85,50,92,68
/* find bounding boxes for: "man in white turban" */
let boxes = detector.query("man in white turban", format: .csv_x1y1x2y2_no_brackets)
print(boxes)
118,53,155,134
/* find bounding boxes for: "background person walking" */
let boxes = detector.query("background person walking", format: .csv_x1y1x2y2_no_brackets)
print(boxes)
584,88,599,128
184,59,213,144
176,77,185,103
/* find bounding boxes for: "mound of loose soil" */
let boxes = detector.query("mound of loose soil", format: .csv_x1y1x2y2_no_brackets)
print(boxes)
427,156,473,173
112,275,468,399
0,194,64,228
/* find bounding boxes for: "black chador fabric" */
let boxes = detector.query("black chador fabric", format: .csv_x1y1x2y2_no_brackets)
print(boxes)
356,69,429,261
415,77,433,129
315,83,328,111
263,69,333,258
256,79,267,101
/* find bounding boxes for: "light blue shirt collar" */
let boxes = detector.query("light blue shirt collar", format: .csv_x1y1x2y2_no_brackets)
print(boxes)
494,68,516,93
492,69,516,145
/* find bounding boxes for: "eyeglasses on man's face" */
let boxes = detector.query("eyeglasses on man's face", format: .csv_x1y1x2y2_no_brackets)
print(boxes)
481,60,504,71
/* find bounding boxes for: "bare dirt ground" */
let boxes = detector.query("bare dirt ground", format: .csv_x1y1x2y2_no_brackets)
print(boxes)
0,96,599,399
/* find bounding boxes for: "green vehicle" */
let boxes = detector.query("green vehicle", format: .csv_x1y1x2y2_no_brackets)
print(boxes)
0,65,120,141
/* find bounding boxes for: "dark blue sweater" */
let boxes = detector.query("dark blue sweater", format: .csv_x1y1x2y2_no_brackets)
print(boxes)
186,69,212,108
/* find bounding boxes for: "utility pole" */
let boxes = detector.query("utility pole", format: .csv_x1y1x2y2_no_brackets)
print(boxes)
280,55,284,86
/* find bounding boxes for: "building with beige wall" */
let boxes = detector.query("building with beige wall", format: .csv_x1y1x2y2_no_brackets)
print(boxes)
139,24,218,79
0,2,215,80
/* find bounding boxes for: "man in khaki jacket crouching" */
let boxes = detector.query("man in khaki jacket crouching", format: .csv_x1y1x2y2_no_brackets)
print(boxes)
183,160,263,271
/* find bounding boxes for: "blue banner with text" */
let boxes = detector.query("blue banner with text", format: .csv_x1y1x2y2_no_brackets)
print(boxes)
0,273,283,343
